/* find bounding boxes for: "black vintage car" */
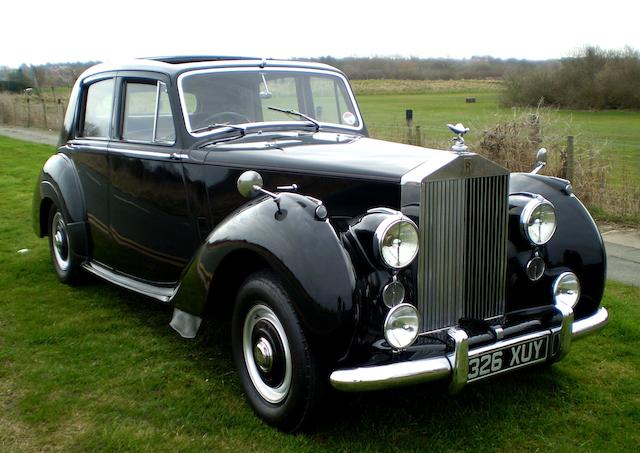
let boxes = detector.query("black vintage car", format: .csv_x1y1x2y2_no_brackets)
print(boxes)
33,56,608,431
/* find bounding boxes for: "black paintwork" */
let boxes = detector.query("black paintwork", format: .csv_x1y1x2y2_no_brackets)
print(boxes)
33,57,606,368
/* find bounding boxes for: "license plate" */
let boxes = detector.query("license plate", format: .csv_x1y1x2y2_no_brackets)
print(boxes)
467,335,549,382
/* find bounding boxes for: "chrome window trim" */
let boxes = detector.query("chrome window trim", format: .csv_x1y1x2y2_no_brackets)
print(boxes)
177,67,365,137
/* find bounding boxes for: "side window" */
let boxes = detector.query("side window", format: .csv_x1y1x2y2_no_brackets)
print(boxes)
82,78,114,138
122,81,175,144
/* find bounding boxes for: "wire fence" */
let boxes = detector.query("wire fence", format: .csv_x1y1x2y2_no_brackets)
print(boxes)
0,92,67,131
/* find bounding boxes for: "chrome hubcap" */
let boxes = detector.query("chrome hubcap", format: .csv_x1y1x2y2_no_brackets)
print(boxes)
254,337,273,373
243,304,292,404
51,212,70,271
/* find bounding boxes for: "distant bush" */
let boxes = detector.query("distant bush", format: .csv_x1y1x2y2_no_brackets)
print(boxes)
501,47,640,109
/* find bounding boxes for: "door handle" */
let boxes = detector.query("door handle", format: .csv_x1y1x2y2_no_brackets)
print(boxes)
170,153,188,161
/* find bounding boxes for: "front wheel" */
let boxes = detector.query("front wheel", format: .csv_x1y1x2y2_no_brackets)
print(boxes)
232,271,322,432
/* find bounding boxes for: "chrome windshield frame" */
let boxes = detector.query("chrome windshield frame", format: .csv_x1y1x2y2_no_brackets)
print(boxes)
177,66,365,138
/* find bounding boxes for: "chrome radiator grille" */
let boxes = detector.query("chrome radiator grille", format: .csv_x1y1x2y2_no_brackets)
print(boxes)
418,175,509,332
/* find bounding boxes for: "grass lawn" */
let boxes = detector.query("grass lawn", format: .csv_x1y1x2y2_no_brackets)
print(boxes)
1,136,639,452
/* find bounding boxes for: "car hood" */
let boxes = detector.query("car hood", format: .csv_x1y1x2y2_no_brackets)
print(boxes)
202,133,454,182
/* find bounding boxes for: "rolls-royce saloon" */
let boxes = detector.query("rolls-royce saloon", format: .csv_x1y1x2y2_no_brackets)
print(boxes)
33,56,608,431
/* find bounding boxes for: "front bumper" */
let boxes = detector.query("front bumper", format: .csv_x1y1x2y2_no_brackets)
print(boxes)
329,304,609,392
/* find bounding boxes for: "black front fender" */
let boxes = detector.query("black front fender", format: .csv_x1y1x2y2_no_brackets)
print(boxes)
508,173,606,319
173,193,358,340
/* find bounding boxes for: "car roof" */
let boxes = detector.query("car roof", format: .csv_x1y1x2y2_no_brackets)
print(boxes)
79,56,345,80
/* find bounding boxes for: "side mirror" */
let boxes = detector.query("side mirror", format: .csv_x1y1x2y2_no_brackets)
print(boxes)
531,148,547,174
237,171,264,198
536,148,547,164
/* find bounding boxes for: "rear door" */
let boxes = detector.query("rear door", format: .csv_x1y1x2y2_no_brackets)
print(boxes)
107,73,196,283
67,73,116,265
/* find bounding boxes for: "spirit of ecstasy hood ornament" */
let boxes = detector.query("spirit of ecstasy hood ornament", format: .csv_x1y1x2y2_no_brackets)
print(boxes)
447,123,470,153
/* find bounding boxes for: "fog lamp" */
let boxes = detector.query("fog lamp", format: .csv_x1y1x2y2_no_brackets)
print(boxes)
384,303,419,349
553,272,580,308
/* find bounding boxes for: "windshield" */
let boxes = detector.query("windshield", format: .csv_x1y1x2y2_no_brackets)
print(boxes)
179,68,362,135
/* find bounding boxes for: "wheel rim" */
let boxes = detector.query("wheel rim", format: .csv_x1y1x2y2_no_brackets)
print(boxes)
52,212,70,271
243,304,292,404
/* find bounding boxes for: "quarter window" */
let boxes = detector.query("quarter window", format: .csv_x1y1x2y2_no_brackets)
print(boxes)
122,81,175,144
82,78,114,138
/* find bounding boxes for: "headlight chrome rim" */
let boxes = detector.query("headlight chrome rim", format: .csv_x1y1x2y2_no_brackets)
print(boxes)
520,198,557,245
384,303,420,349
553,271,581,308
373,215,419,269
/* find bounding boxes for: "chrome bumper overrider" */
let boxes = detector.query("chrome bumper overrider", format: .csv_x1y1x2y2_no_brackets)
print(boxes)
330,305,609,392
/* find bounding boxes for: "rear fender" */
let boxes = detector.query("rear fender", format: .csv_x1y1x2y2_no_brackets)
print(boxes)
32,152,89,257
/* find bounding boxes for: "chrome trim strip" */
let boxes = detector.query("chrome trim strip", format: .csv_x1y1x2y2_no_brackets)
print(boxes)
82,262,178,303
329,306,608,392
108,148,173,159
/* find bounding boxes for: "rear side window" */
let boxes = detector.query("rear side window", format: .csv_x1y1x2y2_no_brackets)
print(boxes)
82,78,114,138
122,81,175,144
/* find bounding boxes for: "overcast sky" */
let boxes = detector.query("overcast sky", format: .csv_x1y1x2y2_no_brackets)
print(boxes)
1,0,638,67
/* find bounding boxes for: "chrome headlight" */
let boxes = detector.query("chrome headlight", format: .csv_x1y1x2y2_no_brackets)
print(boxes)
520,198,557,245
374,216,419,269
384,303,419,349
553,272,581,308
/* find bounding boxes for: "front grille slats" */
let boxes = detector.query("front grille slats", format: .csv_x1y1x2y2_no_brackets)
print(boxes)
418,174,509,333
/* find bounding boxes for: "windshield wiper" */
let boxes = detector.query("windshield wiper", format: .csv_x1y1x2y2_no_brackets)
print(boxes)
267,107,320,132
191,123,246,136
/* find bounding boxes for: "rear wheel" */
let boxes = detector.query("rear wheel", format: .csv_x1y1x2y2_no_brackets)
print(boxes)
232,271,322,432
48,206,83,283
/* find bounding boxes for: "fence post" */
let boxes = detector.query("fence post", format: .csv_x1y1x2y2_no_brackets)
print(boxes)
26,98,31,128
415,125,422,146
41,98,48,129
58,99,64,127
565,135,574,180
13,99,17,125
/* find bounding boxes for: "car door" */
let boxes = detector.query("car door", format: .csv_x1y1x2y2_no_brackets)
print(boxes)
107,73,196,283
66,73,116,266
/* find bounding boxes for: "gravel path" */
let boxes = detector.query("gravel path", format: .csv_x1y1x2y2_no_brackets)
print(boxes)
0,125,58,146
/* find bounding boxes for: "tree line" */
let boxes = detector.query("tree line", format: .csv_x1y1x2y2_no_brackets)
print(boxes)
2,48,638,110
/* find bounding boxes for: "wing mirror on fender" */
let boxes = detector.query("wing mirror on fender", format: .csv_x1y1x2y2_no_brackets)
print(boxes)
237,170,265,198
531,148,547,174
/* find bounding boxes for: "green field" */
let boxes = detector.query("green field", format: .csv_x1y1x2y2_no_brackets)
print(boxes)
353,81,640,223
354,82,640,156
1,136,639,451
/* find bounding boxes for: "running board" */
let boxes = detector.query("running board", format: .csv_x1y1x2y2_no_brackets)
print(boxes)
82,262,178,303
